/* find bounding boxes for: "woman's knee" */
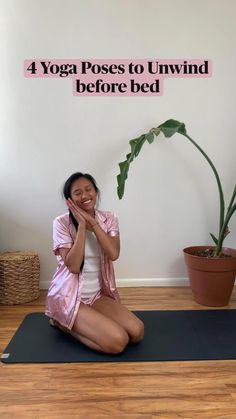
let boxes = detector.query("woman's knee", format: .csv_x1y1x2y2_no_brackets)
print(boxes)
103,328,129,354
130,318,144,343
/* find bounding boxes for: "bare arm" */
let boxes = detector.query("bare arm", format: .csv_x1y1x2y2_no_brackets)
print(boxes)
92,223,120,261
59,222,86,273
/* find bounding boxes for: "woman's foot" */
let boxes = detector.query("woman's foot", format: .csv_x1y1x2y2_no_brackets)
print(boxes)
49,318,70,334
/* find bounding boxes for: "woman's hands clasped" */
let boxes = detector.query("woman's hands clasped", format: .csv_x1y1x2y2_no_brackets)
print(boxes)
67,197,119,261
66,198,97,230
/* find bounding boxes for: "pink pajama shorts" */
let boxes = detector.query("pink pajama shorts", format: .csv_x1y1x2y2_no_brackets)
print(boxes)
80,290,103,306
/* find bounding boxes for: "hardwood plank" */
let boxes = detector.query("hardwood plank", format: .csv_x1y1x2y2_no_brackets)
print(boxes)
1,399,236,418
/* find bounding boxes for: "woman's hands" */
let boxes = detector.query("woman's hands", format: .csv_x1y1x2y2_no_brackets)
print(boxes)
66,198,97,230
66,198,119,261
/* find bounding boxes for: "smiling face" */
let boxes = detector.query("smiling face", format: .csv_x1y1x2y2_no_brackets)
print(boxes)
70,177,97,214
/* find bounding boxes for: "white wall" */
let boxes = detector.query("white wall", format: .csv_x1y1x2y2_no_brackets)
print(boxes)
0,0,235,288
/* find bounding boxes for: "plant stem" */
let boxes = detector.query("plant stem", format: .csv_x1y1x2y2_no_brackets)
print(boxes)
215,202,236,256
184,134,225,243
227,185,236,212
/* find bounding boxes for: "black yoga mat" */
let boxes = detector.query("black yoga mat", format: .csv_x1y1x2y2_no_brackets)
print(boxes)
2,310,236,364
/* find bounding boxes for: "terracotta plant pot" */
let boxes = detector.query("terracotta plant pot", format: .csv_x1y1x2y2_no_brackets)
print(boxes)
183,246,236,307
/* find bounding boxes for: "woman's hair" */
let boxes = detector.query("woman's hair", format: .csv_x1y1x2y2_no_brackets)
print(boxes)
63,172,100,230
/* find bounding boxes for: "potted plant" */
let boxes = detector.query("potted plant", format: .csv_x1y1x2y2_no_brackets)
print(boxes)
117,119,236,306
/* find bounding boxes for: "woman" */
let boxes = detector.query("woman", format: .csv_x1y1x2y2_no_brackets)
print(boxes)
45,172,144,353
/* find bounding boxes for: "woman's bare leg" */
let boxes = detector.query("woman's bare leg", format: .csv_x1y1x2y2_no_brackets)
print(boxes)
92,296,144,343
50,317,103,351
71,302,129,353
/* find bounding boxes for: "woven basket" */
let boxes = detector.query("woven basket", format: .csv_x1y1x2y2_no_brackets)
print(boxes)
0,251,40,305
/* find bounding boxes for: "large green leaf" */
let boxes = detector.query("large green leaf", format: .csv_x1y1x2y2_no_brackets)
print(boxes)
158,119,187,137
117,134,147,199
117,120,186,199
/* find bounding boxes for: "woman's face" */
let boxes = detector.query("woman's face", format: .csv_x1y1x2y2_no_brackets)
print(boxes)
70,177,97,212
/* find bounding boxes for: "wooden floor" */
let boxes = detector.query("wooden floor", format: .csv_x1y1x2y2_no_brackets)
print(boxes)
1,287,236,418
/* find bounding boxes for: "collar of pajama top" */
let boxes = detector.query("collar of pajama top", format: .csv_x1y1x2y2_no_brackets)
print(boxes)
45,209,120,329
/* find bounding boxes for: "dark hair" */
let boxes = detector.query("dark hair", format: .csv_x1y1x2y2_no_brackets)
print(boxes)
63,172,100,230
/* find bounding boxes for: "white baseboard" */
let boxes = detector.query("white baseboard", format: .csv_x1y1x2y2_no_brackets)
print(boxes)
116,278,189,287
40,277,189,290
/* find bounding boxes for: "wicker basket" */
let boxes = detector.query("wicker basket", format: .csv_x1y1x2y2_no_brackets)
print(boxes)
0,251,40,305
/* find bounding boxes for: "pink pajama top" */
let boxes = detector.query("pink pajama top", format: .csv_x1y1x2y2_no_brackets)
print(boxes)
45,210,120,330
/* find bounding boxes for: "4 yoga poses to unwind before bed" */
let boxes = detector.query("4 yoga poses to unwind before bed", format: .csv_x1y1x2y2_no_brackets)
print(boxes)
45,172,144,353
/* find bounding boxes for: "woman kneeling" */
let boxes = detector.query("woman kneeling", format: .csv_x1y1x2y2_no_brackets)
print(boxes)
45,172,144,353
